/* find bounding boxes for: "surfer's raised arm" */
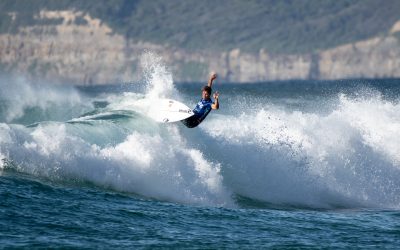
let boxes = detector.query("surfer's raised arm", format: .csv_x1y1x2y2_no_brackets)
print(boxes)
208,72,217,88
208,72,219,109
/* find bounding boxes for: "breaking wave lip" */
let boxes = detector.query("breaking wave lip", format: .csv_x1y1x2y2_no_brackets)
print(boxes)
68,110,138,123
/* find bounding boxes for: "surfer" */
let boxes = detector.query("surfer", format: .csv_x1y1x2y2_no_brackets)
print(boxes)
181,72,219,128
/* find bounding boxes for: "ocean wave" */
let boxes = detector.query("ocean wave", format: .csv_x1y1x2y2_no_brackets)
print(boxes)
1,55,399,209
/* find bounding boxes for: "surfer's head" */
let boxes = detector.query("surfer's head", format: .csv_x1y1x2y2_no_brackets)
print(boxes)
202,86,212,99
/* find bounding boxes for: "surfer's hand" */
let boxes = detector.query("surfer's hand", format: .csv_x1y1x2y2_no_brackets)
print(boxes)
213,91,219,99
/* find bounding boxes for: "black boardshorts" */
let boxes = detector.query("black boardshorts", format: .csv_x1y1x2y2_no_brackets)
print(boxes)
181,115,201,128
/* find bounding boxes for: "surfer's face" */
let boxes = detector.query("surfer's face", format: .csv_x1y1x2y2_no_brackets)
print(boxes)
202,90,211,99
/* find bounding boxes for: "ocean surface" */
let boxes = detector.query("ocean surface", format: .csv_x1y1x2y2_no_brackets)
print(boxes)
1,57,400,248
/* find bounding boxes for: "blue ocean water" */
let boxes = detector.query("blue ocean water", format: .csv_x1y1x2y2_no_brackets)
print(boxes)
1,58,400,248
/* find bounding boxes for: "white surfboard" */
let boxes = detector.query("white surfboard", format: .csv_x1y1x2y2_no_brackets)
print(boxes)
149,99,193,123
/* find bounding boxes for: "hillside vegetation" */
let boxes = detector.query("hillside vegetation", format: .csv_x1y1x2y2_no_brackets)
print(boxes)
1,0,399,53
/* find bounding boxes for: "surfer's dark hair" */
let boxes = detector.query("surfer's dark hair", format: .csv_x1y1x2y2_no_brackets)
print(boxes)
202,86,212,95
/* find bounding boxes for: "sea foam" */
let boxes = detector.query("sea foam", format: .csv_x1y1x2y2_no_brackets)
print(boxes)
204,92,400,208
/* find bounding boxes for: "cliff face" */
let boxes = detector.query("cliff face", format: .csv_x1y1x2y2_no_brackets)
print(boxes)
319,36,400,79
0,11,399,85
213,32,400,82
0,11,131,84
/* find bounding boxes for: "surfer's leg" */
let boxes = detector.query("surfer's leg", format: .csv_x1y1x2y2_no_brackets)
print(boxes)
181,116,200,128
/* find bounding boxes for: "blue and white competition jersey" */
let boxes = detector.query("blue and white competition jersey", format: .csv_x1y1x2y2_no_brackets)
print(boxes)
192,98,213,121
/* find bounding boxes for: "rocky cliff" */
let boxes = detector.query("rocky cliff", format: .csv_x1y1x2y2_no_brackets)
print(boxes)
1,11,399,85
